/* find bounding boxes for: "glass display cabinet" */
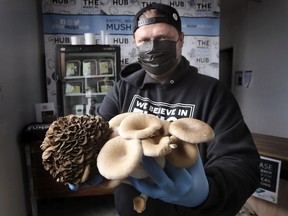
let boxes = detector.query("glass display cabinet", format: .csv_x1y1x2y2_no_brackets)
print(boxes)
56,44,121,116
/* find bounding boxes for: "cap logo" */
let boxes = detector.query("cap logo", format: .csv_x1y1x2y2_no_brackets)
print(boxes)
172,13,178,21
138,17,170,28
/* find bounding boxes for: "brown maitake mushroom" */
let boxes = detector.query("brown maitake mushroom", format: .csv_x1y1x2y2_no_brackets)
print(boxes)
40,114,111,188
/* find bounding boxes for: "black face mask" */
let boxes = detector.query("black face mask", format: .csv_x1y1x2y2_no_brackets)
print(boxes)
137,39,178,76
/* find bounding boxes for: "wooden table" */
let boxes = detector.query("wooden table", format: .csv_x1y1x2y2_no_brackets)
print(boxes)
252,133,288,172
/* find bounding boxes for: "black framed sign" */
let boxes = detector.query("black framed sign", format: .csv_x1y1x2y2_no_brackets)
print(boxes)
253,156,282,204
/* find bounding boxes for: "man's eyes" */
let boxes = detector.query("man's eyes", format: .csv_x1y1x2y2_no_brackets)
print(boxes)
155,36,168,40
141,37,168,43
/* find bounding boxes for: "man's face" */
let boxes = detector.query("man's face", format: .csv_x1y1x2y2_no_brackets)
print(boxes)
134,22,184,60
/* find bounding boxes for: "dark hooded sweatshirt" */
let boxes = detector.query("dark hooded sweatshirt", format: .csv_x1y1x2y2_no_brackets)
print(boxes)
97,56,260,216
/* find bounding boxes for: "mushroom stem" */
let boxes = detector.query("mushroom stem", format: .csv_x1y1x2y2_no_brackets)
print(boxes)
141,136,175,157
133,193,148,213
169,136,178,149
169,143,178,149
167,136,199,168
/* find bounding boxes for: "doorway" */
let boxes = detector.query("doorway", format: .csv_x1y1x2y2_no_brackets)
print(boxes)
219,47,233,90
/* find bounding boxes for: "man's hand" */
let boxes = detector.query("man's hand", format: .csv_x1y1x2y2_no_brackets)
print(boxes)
68,174,104,191
128,155,209,207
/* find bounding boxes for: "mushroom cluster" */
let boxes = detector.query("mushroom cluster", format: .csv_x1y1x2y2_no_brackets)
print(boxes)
97,112,215,213
40,114,111,188
40,113,214,213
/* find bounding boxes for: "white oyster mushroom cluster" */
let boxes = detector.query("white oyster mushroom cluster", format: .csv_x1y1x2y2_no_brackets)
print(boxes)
97,112,215,213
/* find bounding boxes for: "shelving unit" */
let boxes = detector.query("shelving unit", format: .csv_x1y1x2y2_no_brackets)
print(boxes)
56,45,121,116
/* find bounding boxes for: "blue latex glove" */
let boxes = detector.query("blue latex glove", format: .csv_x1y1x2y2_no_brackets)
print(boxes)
68,174,104,191
128,155,209,207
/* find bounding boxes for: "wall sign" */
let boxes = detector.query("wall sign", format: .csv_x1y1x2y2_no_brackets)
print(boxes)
41,0,220,108
253,156,282,204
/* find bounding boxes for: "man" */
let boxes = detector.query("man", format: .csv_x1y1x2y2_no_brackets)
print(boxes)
96,3,260,216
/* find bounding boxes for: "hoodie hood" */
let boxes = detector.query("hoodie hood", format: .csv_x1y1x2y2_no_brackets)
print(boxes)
120,62,144,85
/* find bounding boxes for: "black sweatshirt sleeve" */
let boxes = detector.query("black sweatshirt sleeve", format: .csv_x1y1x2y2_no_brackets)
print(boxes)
177,82,260,216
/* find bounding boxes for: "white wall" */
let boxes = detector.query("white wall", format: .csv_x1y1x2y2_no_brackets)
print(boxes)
0,0,45,215
220,0,288,138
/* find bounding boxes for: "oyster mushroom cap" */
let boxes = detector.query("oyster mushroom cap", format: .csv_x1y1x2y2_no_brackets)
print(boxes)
108,112,136,138
109,112,135,128
118,113,163,139
97,136,143,180
166,136,199,168
169,118,214,144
